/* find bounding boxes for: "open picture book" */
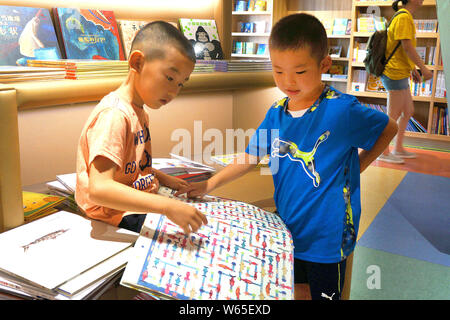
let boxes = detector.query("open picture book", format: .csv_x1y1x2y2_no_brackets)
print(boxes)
121,187,294,300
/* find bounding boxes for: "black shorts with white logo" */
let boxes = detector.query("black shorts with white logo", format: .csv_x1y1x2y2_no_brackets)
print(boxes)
294,258,347,300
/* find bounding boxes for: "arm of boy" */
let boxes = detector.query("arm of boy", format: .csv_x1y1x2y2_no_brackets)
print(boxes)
88,156,207,234
175,153,259,198
359,117,398,172
152,168,190,190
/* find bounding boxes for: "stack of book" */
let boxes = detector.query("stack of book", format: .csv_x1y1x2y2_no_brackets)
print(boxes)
27,59,129,80
195,60,228,72
435,71,447,98
0,66,66,83
22,191,66,222
46,173,79,213
227,59,272,72
152,154,216,182
211,153,269,167
0,211,138,300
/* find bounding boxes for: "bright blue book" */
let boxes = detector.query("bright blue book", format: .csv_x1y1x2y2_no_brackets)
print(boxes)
0,6,61,66
53,8,125,60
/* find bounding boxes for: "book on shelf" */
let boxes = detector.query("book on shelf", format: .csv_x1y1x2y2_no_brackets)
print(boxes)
351,69,368,92
408,74,433,97
362,103,427,133
179,19,224,60
27,59,129,79
52,8,125,60
435,71,447,98
0,66,66,82
0,211,138,300
353,41,367,62
431,106,449,135
117,20,148,59
0,6,61,66
357,14,376,32
365,74,386,92
332,18,348,36
329,46,342,58
120,186,294,300
414,19,438,33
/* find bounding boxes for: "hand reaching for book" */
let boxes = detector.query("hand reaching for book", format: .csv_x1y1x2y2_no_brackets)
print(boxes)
174,181,209,199
164,200,208,234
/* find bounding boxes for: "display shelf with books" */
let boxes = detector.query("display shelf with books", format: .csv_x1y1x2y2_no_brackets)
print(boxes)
231,0,272,59
286,0,352,91
347,0,448,142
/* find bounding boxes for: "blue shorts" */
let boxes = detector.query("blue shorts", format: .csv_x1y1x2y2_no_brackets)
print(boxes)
294,258,347,300
381,74,409,91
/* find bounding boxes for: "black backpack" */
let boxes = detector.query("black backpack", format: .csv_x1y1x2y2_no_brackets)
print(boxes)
363,11,407,77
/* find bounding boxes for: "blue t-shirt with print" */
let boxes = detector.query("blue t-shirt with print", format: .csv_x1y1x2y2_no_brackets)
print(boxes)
245,85,389,263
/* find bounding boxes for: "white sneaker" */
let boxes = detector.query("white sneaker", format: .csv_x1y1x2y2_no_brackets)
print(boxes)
392,150,417,159
377,153,405,164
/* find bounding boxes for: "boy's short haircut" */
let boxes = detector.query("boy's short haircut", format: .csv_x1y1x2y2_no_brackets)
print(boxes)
269,13,328,63
130,21,196,63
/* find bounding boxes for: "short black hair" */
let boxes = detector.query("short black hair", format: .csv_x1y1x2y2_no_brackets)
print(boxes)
269,13,328,63
130,21,196,63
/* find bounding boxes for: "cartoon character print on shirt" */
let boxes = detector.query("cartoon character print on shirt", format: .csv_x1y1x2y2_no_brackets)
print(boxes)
271,131,330,187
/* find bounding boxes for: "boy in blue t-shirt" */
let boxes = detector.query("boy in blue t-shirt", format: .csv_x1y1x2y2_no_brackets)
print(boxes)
177,13,398,300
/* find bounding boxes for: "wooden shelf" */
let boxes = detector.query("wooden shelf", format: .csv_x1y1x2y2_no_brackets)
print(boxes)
232,11,271,15
232,32,270,37
7,72,275,110
354,0,436,7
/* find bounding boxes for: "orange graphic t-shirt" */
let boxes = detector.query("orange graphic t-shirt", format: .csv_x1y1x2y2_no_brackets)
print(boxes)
75,91,154,226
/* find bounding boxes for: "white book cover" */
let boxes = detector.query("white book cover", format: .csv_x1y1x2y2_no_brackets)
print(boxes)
56,173,77,193
0,211,138,291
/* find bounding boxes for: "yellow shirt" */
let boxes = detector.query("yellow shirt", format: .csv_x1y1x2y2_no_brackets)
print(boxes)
383,8,416,80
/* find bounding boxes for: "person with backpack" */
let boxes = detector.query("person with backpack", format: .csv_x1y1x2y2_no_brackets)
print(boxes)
377,0,433,164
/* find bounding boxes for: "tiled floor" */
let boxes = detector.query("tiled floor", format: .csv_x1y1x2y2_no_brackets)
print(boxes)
350,147,450,300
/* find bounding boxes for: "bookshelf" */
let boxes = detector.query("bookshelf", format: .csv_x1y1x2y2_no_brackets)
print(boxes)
231,0,273,59
348,0,448,142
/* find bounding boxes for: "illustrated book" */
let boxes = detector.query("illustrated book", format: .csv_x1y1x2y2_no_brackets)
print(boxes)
121,187,294,300
53,8,125,60
0,211,137,294
22,191,65,221
0,5,61,66
179,18,224,60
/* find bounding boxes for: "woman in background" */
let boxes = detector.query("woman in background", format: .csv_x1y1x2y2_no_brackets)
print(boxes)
377,0,433,164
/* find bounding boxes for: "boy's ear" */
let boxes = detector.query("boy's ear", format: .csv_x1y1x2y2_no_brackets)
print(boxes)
129,50,145,73
319,55,333,74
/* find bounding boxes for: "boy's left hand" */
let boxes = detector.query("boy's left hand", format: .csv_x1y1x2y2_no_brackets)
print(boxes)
149,176,160,194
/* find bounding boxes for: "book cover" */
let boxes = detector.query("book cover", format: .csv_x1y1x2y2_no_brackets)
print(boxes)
0,6,61,66
0,211,137,292
22,191,65,221
332,18,348,36
53,8,125,60
366,74,385,92
121,187,294,300
179,18,224,60
117,20,148,59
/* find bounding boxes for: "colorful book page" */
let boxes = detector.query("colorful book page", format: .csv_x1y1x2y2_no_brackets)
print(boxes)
121,187,294,300
54,8,125,60
0,6,61,66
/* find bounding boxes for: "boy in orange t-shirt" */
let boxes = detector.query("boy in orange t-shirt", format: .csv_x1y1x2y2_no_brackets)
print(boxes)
76,21,207,234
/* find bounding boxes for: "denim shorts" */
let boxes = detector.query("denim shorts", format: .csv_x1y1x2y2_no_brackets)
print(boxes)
381,74,409,91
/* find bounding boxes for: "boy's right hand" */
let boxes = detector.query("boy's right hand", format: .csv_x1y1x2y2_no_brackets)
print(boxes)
164,200,208,234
